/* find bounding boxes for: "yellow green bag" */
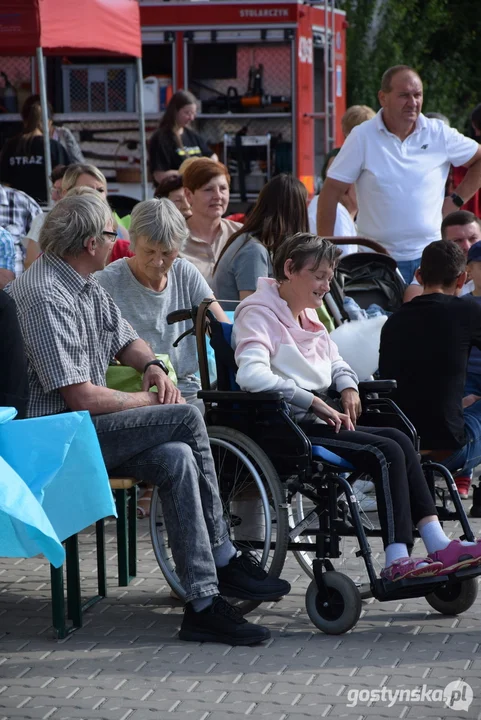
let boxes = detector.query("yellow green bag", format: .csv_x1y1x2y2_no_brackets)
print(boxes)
106,354,177,392
112,211,131,231
316,302,335,333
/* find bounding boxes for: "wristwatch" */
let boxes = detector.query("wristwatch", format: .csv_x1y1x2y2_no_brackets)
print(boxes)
143,359,169,376
450,192,464,208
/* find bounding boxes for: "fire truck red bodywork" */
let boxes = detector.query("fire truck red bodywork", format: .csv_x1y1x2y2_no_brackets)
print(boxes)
140,2,347,193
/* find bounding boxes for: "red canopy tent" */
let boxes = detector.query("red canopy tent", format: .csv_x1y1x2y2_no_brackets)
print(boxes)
0,0,147,202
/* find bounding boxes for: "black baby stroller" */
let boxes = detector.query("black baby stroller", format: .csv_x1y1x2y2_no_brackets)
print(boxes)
323,237,406,327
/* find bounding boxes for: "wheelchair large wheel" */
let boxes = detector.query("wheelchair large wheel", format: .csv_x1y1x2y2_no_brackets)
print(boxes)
150,426,289,615
426,578,478,616
305,571,362,635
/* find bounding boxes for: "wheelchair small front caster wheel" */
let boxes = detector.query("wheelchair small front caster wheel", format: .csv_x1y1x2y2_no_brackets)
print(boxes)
426,578,478,616
306,571,362,634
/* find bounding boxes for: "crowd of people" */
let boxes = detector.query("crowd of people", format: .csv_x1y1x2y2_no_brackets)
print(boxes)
3,64,481,644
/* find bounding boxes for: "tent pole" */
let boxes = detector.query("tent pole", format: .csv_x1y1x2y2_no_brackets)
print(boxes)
136,57,148,201
36,47,52,207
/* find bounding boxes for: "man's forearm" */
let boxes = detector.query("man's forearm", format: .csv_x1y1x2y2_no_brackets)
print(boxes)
89,388,157,415
64,382,158,415
117,338,156,374
316,188,339,236
455,158,481,203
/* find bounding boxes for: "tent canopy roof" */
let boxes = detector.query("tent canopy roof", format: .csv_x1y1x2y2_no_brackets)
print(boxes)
0,0,142,57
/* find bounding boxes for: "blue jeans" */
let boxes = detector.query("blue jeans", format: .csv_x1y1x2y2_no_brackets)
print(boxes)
92,404,229,602
443,400,481,475
464,371,481,397
396,258,422,285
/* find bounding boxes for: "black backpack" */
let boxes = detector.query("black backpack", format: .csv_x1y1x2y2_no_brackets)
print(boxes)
335,253,406,313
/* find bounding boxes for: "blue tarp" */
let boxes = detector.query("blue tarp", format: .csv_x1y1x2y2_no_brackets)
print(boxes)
0,407,115,567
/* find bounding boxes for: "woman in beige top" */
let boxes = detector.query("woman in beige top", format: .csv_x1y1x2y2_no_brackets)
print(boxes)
182,158,242,284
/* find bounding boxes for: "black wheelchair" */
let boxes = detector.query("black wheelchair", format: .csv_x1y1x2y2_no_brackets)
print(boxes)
150,300,481,635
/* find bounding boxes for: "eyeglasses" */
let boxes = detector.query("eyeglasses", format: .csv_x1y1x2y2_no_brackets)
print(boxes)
102,230,118,242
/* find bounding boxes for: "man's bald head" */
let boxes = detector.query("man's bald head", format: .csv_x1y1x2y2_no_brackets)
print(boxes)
380,65,422,93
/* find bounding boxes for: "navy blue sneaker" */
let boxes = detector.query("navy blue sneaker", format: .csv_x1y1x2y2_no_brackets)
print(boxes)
217,553,291,601
179,596,271,645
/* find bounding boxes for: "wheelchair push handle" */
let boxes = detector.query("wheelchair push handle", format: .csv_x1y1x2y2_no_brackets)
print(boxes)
167,308,195,325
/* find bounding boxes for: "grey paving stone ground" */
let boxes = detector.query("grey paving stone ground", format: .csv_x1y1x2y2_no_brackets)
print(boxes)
0,505,481,720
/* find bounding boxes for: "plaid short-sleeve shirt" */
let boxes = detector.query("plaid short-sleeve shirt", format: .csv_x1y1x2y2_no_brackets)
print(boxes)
0,185,42,276
6,253,138,417
0,227,15,273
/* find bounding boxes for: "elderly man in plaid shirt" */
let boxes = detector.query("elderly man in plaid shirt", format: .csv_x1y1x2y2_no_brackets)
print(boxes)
6,192,289,646
0,184,42,276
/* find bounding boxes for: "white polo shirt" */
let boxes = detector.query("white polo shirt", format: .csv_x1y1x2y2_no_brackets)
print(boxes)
327,111,478,261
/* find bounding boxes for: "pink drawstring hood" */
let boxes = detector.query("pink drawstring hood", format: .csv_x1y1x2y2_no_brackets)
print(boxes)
233,277,358,415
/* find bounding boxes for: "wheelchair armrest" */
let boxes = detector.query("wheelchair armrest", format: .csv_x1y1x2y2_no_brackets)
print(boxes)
198,390,284,405
358,379,397,394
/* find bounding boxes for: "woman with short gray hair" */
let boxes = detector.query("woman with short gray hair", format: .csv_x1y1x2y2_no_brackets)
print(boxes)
129,194,189,253
96,197,229,406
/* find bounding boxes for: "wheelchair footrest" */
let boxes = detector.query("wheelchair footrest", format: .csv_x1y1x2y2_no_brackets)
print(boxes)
374,564,481,602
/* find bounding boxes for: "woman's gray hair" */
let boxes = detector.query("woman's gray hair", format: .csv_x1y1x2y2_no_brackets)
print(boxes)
272,232,342,281
129,198,189,252
39,193,114,258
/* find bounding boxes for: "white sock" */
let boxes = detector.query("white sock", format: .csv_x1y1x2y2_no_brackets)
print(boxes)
418,520,451,553
384,543,409,567
418,520,478,553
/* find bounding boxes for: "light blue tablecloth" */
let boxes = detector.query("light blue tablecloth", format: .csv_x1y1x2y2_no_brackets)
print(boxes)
0,408,115,567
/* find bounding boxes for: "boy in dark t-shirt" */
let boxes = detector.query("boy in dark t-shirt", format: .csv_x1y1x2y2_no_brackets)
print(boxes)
379,240,481,478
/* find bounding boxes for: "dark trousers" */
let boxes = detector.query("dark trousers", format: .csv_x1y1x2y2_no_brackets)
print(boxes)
300,423,437,548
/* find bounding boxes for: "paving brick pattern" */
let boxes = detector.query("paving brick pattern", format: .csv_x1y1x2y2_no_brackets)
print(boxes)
0,513,481,720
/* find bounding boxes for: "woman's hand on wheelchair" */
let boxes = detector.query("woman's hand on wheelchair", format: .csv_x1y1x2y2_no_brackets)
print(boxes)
341,388,362,426
311,396,354,432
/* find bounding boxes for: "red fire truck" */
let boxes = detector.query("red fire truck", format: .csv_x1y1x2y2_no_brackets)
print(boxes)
140,0,347,197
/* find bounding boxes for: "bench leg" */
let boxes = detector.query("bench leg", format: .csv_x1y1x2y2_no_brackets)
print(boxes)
50,564,67,640
66,534,82,628
128,485,138,580
96,519,107,597
115,489,129,586
51,531,107,639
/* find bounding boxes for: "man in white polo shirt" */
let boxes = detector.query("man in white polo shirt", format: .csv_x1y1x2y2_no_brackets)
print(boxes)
317,65,481,283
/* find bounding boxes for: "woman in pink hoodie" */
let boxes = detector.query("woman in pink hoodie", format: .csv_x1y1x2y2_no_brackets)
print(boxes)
233,232,481,582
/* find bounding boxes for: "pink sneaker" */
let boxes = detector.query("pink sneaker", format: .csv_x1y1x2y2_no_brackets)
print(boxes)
381,557,443,582
428,539,481,574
